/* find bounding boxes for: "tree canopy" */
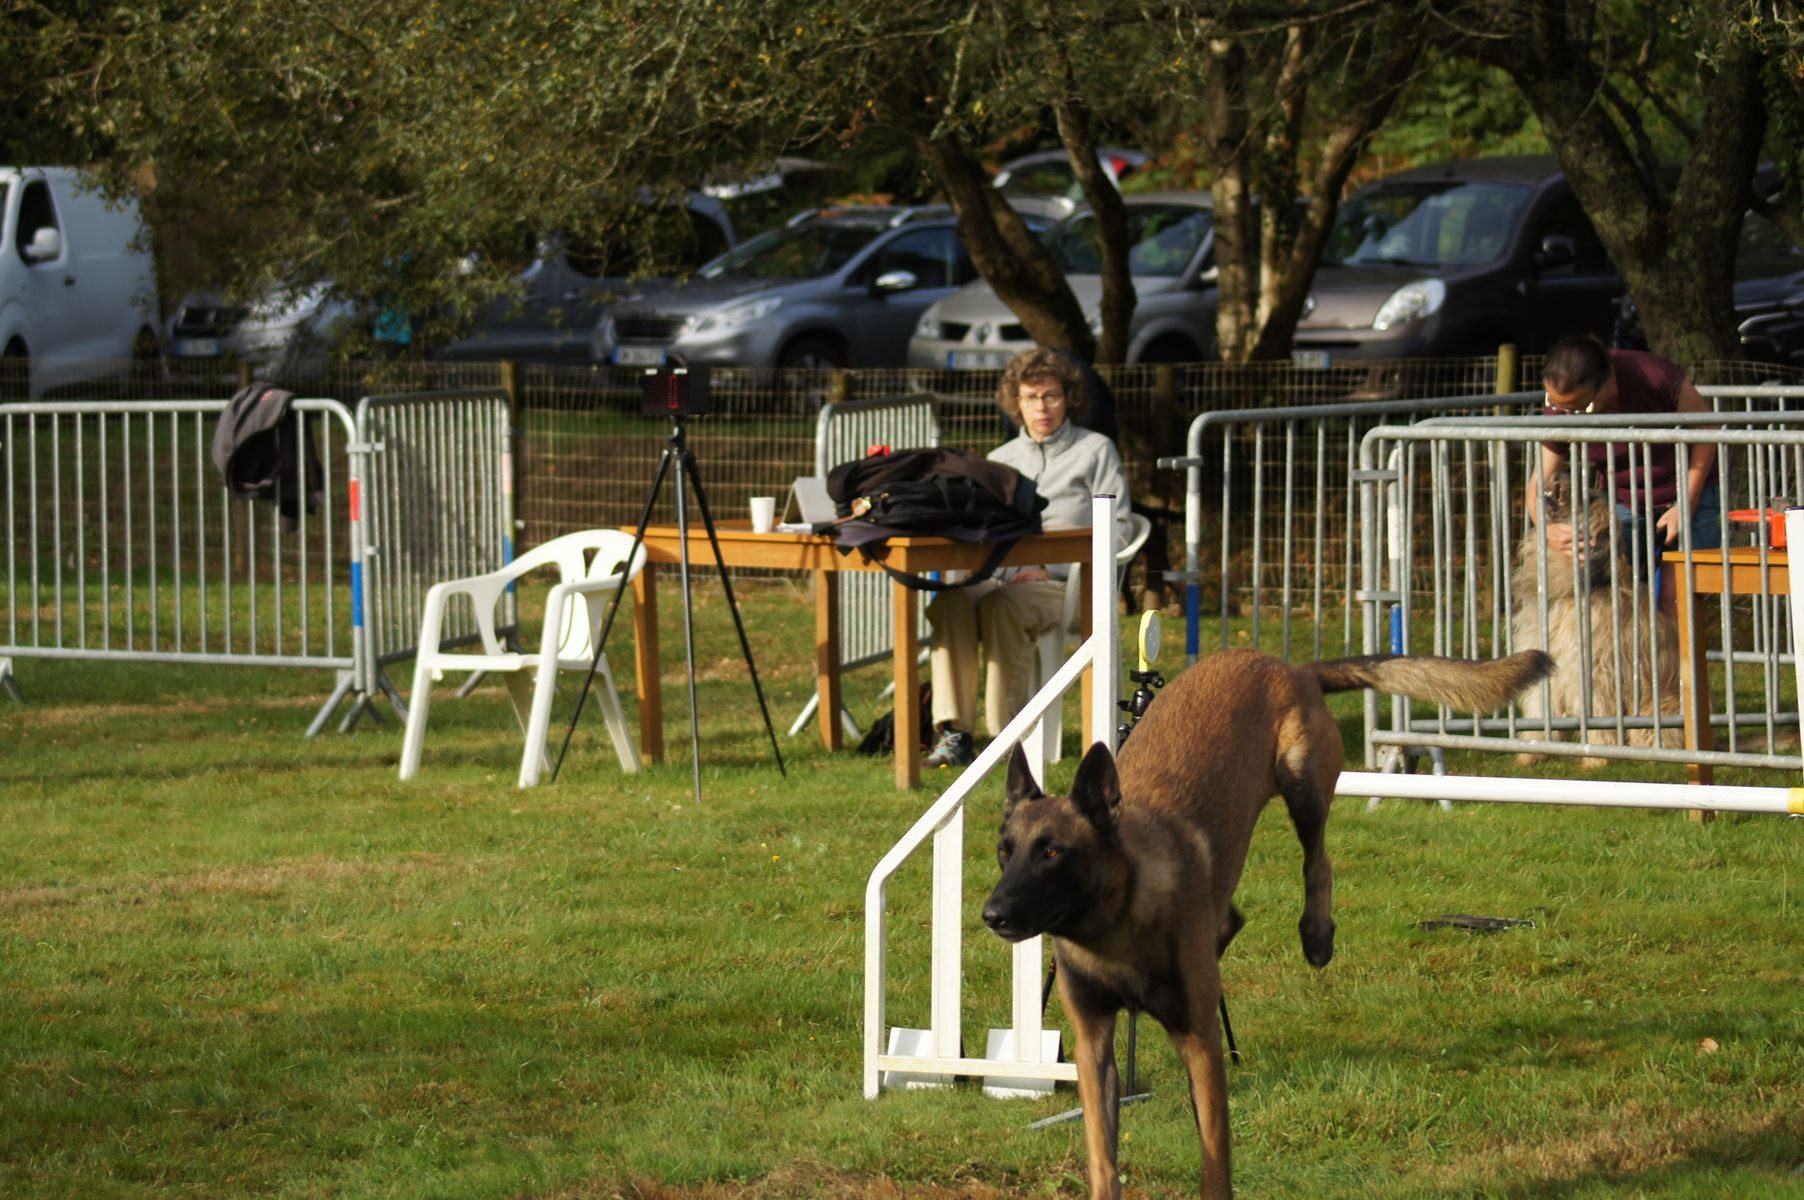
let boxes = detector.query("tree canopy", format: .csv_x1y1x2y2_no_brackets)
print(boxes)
6,0,1803,369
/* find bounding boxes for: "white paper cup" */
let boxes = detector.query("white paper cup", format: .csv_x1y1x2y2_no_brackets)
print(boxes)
749,496,777,533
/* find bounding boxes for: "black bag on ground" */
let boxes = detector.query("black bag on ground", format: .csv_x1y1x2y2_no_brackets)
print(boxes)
855,682,935,756
824,447,1045,590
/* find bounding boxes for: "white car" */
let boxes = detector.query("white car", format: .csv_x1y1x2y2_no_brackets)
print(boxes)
166,281,364,379
1,166,161,397
908,191,1219,369
993,148,1151,222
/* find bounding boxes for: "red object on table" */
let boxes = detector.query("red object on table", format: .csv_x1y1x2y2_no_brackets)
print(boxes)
1727,508,1788,547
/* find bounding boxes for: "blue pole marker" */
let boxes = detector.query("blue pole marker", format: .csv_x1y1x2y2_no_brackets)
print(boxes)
1186,582,1199,659
350,560,364,628
1389,603,1402,655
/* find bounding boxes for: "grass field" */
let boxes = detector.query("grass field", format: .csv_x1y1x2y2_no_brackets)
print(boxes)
2,581,1800,1199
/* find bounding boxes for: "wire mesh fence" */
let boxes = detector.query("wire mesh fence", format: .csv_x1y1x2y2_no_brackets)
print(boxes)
8,352,1801,609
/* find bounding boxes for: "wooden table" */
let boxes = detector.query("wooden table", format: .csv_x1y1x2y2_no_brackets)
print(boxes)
626,523,1094,788
1665,546,1790,788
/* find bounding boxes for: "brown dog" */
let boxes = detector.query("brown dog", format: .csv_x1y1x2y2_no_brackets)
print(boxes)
982,647,1552,1200
1511,477,1681,766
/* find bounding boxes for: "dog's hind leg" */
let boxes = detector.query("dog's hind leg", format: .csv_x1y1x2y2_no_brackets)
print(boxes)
1276,715,1339,969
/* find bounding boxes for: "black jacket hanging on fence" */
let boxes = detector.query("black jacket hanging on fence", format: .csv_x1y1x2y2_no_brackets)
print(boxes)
210,380,324,524
822,447,1046,589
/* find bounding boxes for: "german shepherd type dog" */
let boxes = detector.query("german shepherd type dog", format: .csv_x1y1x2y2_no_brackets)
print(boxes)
1511,476,1682,767
983,647,1552,1200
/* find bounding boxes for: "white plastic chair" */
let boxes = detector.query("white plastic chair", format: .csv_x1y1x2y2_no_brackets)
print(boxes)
1030,511,1152,762
399,530,646,788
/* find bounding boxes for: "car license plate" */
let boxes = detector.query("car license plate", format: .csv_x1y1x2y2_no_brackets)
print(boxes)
948,350,1013,370
173,338,221,357
614,346,666,366
1290,349,1332,370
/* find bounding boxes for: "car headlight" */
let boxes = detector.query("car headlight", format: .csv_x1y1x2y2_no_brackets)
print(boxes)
915,311,943,340
1372,280,1445,332
691,296,781,334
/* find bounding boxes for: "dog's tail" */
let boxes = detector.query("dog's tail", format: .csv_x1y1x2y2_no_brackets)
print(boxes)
1309,650,1553,711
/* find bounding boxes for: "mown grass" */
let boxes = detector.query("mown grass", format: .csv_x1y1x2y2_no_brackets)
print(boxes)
2,581,1800,1199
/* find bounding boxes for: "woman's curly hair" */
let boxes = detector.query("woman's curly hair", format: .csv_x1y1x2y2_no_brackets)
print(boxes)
997,348,1089,427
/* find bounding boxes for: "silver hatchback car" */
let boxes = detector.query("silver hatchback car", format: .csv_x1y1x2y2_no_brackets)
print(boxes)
907,192,1218,369
594,206,981,370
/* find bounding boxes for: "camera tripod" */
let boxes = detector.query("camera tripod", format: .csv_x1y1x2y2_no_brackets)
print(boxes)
550,413,786,803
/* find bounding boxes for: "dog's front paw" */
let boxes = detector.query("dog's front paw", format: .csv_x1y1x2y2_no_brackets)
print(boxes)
1300,915,1336,968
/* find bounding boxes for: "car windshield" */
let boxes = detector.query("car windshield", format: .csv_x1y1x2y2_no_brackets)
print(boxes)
1048,205,1213,277
1325,181,1531,268
1001,161,1081,205
697,221,880,281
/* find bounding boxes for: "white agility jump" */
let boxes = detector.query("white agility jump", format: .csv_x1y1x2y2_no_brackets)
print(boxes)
864,494,1120,1099
862,500,1804,1104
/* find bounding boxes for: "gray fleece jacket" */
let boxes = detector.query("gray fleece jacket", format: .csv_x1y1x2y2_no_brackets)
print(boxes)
988,419,1131,577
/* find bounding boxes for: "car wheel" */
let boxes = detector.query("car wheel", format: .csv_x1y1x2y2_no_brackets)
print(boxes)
2,340,27,402
1135,336,1199,365
130,328,164,395
779,338,847,371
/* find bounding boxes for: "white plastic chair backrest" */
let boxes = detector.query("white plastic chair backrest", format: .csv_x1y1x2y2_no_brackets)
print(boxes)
1057,511,1152,635
550,530,647,662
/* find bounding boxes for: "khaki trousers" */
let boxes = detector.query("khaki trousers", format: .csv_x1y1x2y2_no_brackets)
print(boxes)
925,578,1068,737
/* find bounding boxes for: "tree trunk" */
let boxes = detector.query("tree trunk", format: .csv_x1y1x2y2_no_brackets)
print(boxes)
1255,25,1308,333
921,129,1097,362
1053,90,1135,364
1203,36,1257,363
1464,0,1767,370
1036,7,1135,366
1200,21,1421,362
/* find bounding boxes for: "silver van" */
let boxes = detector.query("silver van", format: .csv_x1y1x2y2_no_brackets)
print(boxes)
1,167,160,397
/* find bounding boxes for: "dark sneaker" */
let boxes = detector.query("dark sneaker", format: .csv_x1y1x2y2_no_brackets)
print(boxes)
922,726,976,769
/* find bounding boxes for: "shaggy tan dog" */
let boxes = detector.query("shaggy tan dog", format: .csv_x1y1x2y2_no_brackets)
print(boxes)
1511,477,1683,765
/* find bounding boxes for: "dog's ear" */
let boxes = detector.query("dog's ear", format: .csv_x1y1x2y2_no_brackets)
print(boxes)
1070,742,1122,842
1003,742,1043,821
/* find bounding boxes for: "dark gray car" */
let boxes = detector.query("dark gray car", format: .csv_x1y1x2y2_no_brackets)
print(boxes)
1291,157,1622,364
435,195,737,365
594,206,981,369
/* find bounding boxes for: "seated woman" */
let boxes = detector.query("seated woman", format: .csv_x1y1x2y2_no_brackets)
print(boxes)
922,348,1132,769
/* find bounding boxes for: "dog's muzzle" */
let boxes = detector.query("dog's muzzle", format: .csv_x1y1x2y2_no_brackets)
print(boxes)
981,898,1038,942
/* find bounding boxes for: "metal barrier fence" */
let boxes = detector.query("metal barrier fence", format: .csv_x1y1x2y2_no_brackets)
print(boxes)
1162,373,1804,664
1357,407,1804,772
1161,390,1543,665
355,388,514,712
787,393,941,737
0,396,365,730
1,387,511,730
